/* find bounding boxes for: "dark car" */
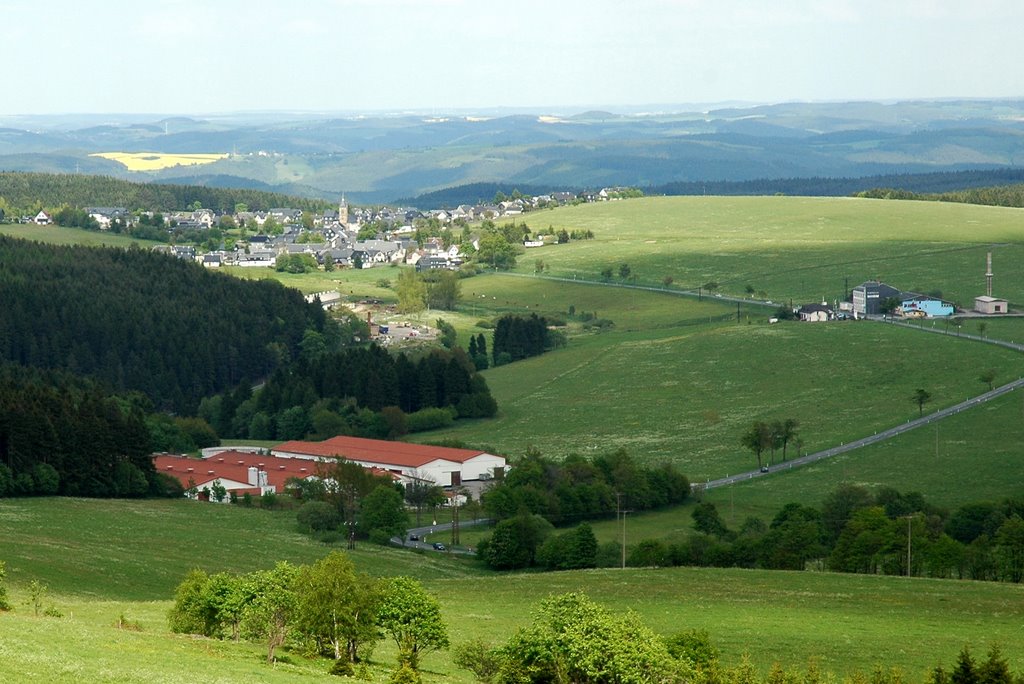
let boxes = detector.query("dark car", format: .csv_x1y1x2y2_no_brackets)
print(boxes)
432,542,446,551
408,533,419,542
760,466,769,473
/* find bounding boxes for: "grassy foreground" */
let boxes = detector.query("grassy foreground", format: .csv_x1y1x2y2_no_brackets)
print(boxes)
1,563,1022,682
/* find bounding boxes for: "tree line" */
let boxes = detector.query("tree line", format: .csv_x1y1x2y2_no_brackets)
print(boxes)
168,552,447,680
0,237,334,414
475,449,690,570
0,171,331,216
200,345,497,442
491,313,557,365
621,484,1024,584
0,363,180,499
857,182,1024,209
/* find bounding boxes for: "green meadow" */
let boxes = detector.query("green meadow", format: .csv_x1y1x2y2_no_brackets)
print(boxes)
519,196,1024,307
0,223,159,248
418,320,1024,479
2,498,1024,682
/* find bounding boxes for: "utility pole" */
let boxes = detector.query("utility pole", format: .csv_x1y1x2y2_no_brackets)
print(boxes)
450,490,461,547
617,492,631,569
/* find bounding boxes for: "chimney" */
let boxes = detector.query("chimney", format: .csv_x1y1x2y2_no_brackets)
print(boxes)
986,252,993,297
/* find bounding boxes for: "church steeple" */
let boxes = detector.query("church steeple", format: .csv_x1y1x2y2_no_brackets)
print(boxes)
338,194,348,225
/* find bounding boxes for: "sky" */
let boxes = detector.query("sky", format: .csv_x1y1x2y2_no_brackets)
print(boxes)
4,0,1024,115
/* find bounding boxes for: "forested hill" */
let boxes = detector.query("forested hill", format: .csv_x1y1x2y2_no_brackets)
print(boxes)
0,172,332,213
0,237,332,413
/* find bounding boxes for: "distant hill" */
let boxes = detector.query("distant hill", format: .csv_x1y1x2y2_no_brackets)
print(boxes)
4,100,1024,203
397,182,570,208
0,172,333,213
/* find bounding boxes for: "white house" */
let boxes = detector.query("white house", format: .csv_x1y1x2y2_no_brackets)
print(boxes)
272,435,507,487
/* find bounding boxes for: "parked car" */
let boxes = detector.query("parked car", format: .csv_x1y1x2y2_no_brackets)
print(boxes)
408,533,419,541
432,542,446,551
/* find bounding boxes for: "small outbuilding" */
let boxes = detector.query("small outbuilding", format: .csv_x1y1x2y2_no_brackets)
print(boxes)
797,302,833,322
974,295,1009,314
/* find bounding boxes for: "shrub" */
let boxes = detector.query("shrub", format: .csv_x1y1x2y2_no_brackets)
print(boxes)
389,664,421,684
452,638,502,683
297,501,340,533
405,407,456,433
475,319,495,329
330,657,355,677
369,529,394,546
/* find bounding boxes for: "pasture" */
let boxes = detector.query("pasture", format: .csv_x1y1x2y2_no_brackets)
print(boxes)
520,196,1024,306
418,319,1024,480
4,492,1019,680
0,223,156,248
89,151,228,171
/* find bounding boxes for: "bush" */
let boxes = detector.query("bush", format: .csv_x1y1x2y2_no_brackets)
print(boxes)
369,528,394,545
31,463,60,495
452,638,502,683
330,657,355,677
389,664,421,684
297,501,340,533
406,407,456,433
475,319,495,329
314,530,344,545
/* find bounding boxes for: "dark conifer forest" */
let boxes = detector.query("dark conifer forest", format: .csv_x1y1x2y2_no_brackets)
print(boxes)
0,236,331,413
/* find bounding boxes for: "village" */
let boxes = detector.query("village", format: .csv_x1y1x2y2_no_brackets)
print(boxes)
20,187,632,272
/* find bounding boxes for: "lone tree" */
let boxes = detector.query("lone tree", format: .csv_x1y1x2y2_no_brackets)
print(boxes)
376,576,449,672
913,388,932,416
980,368,997,391
294,551,380,666
741,420,773,469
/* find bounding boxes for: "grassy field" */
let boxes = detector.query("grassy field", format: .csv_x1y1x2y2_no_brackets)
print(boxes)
0,223,158,248
90,151,228,171
520,196,1024,307
417,319,1024,479
0,498,485,601
2,498,1024,682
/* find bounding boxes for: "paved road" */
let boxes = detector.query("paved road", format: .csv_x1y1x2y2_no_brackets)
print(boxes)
701,318,1024,491
497,271,777,308
390,518,491,555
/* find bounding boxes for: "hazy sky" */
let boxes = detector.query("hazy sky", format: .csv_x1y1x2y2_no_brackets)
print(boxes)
5,0,1024,115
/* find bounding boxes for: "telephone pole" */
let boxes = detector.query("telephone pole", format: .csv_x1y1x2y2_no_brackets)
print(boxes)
617,492,631,569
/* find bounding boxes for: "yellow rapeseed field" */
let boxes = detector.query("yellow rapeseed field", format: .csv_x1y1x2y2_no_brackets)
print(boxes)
90,151,228,171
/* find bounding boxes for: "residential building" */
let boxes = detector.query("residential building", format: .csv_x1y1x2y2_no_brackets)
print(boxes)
851,280,902,316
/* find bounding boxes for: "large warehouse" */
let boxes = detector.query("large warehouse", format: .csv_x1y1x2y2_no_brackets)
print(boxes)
272,436,507,487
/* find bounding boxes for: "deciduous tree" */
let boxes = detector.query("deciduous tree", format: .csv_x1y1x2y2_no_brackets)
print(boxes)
294,551,380,664
376,576,449,671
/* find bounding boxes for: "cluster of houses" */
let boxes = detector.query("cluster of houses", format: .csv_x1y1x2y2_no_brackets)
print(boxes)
153,435,508,503
794,266,1010,321
21,188,628,270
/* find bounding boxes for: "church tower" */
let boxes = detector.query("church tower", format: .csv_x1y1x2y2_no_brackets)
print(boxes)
338,195,349,226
